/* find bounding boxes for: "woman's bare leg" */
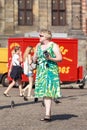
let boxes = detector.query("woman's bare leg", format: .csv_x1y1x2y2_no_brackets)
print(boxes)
23,85,29,91
17,79,23,96
27,76,33,97
4,80,16,94
22,84,30,96
44,98,52,117
22,76,33,96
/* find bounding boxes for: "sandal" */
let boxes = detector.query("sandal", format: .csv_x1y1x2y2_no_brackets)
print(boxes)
4,93,10,97
54,98,61,104
40,115,51,122
24,95,34,101
19,94,24,97
24,96,29,101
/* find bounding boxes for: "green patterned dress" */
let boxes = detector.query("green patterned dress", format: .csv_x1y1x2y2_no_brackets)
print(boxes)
35,43,61,99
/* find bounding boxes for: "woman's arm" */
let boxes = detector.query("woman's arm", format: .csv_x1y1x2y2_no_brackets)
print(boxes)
33,43,40,63
28,54,32,65
8,60,13,76
48,43,62,62
19,51,23,63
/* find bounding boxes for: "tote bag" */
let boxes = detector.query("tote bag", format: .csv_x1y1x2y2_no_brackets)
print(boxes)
23,57,29,75
29,62,37,71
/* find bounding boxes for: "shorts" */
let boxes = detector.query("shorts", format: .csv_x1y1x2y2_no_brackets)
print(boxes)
27,71,33,77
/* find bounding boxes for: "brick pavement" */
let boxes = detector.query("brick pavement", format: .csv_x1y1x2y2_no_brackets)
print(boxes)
0,85,87,130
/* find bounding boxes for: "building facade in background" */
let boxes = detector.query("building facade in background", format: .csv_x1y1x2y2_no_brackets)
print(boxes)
0,0,87,71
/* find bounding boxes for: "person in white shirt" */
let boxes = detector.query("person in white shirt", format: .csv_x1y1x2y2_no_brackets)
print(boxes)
4,46,23,97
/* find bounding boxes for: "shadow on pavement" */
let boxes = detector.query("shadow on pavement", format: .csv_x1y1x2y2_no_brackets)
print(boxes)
0,100,42,110
62,93,87,99
51,114,78,121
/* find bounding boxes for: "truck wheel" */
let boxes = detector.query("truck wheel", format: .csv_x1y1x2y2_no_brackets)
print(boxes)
79,85,84,89
2,74,9,87
79,81,85,89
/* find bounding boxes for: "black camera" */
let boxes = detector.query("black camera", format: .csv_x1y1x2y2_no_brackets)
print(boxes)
43,50,49,57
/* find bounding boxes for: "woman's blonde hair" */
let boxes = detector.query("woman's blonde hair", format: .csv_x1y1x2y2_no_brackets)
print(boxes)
23,46,33,61
40,29,52,40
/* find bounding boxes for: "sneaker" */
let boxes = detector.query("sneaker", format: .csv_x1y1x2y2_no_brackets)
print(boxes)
3,93,10,97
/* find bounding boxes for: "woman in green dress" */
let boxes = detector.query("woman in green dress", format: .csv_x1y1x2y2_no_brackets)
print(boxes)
33,29,62,121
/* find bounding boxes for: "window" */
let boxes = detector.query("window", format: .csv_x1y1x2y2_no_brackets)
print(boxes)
18,0,33,25
52,0,66,26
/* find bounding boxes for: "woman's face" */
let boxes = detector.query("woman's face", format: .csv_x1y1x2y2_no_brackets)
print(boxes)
16,49,21,54
39,33,46,43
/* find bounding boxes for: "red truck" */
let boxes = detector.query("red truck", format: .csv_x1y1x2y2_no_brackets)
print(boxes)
7,37,85,88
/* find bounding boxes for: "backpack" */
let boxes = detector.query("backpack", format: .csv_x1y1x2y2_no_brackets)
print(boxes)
24,55,37,75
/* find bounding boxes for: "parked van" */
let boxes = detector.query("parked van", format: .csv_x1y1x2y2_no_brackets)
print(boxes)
0,48,9,87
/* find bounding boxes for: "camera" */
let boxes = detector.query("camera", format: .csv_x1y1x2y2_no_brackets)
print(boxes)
43,50,49,57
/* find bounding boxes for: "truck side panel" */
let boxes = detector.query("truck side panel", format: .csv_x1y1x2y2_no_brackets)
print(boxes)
8,38,83,83
52,38,78,81
0,48,8,74
0,48,8,83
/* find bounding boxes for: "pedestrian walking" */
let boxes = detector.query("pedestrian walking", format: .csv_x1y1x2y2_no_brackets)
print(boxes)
33,29,62,121
4,46,23,97
22,46,34,101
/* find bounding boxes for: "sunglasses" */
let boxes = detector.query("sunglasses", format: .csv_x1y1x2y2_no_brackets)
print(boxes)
39,34,44,37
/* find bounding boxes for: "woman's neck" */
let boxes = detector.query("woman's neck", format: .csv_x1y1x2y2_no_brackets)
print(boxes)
41,40,50,45
41,41,51,51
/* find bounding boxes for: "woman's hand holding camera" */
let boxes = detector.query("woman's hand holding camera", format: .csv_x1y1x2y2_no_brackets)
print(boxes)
43,50,50,59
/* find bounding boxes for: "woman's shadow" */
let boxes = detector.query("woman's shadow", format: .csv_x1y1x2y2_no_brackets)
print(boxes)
51,114,78,121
